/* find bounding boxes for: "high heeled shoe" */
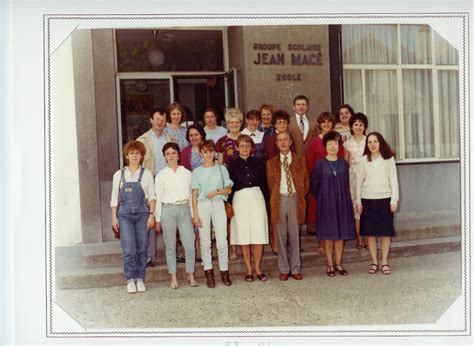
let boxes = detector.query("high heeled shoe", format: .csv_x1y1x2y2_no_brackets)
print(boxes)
170,281,179,289
326,265,335,277
335,264,348,276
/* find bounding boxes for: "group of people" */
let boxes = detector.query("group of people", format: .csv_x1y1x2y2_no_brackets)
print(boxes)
110,96,399,294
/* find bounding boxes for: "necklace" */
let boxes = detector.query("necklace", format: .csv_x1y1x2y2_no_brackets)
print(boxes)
326,158,338,176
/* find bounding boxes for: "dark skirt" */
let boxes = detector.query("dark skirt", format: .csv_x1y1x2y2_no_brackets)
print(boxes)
360,198,395,237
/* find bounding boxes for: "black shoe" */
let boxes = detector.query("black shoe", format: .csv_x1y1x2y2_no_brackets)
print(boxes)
146,259,155,268
176,255,186,263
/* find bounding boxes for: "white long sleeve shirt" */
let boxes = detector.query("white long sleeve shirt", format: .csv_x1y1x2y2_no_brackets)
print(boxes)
154,165,193,222
355,155,399,205
110,167,156,207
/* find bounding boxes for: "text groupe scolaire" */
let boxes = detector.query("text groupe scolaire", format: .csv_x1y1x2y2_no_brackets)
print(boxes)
252,42,323,81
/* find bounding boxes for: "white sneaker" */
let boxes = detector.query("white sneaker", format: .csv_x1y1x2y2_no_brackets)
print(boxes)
127,279,137,294
136,279,146,293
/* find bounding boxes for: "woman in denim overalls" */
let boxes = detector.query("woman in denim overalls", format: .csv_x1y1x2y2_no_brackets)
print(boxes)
111,141,156,293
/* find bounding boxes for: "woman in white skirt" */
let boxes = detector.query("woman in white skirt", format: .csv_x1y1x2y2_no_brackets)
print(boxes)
228,134,269,282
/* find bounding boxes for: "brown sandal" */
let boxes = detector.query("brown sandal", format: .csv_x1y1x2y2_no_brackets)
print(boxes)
335,264,348,276
368,264,379,274
326,265,336,277
381,264,391,275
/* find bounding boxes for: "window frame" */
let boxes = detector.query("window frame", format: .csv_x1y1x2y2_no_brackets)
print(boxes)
342,24,460,163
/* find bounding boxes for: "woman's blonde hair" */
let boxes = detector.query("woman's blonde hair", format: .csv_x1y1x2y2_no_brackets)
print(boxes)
224,107,244,123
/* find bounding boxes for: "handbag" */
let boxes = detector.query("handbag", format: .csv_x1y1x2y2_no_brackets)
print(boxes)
224,201,234,219
218,164,234,219
112,168,125,239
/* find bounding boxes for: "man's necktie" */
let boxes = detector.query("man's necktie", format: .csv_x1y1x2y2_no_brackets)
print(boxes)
299,117,305,136
283,155,294,196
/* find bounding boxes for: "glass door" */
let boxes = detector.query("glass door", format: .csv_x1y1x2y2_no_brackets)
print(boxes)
116,77,171,166
172,69,238,125
117,77,171,148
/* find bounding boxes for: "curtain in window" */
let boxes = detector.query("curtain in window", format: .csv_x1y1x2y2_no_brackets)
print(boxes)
365,70,399,155
438,70,459,157
343,70,363,112
342,24,459,160
402,70,434,159
401,25,431,64
342,25,397,64
435,31,458,65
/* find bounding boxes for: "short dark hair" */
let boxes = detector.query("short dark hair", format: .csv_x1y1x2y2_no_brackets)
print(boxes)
204,106,217,116
185,123,206,143
149,107,167,119
199,139,216,152
166,102,187,123
162,142,180,156
123,140,146,165
272,109,290,125
293,95,309,105
349,112,369,135
245,109,261,121
336,104,355,123
364,132,395,161
322,130,341,147
317,111,336,126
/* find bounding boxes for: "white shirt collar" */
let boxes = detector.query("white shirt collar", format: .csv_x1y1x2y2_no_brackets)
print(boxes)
279,151,292,162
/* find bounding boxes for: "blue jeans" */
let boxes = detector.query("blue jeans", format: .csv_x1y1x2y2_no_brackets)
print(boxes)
119,211,149,281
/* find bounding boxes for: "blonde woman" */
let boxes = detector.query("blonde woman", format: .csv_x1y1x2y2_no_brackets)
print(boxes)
216,107,244,166
215,108,244,260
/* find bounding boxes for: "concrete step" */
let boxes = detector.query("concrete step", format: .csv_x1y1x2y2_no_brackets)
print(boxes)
56,235,461,289
79,223,461,268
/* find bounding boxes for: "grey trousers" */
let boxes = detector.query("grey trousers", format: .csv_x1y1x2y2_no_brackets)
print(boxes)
276,195,301,274
160,203,196,274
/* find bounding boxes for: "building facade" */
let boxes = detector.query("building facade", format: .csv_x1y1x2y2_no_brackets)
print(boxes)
51,24,461,255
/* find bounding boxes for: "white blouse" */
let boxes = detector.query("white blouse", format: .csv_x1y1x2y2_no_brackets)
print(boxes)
241,128,264,144
154,165,193,222
355,155,399,204
110,166,156,207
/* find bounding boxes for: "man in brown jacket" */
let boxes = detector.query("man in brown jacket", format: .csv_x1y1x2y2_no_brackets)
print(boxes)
287,95,319,156
266,130,309,280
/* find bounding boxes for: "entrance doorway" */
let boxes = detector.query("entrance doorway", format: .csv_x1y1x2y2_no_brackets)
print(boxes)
173,69,238,125
117,69,238,150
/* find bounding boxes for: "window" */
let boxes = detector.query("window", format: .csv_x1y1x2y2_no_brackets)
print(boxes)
342,24,459,161
116,29,224,72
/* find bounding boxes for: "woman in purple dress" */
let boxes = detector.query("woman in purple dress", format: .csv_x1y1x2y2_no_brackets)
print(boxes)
310,130,355,277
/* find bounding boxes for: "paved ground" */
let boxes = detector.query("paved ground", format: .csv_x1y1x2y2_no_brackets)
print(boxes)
55,251,462,332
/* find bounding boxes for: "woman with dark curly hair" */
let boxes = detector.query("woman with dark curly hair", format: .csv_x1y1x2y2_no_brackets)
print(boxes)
343,112,369,250
180,124,206,171
356,132,399,275
334,104,355,142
